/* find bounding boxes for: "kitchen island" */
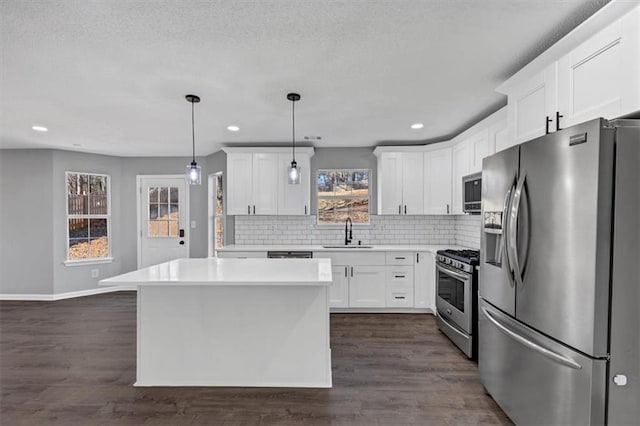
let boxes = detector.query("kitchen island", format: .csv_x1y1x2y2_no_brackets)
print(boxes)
99,257,333,388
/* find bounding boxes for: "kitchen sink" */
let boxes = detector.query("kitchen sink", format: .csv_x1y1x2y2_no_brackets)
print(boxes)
322,245,373,249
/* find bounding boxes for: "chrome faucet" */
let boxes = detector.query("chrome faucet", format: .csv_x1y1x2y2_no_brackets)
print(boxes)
345,217,353,245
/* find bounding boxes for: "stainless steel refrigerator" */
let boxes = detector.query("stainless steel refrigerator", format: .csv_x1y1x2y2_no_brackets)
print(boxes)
479,118,639,425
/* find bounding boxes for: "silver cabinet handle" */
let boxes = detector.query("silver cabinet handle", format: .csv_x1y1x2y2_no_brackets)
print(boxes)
394,275,406,278
481,306,582,370
404,205,407,214
446,204,450,214
304,205,307,215
350,266,354,277
395,257,406,260
248,205,251,214
253,205,256,215
398,205,401,214
416,253,419,263
394,296,406,300
508,170,526,289
344,266,347,277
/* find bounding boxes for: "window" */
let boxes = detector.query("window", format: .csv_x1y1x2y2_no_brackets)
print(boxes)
66,172,111,262
147,186,180,237
209,172,225,256
316,169,370,224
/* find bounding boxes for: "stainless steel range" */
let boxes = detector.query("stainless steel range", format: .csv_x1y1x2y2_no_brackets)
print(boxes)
435,248,479,359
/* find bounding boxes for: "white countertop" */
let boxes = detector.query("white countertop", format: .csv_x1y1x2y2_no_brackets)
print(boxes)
218,244,471,253
99,258,333,287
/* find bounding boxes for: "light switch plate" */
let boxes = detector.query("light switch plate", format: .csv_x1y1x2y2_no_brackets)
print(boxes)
190,220,196,229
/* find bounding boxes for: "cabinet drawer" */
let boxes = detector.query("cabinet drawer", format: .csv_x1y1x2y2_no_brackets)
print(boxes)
385,252,414,265
386,285,414,307
386,266,414,286
315,251,386,266
217,251,267,259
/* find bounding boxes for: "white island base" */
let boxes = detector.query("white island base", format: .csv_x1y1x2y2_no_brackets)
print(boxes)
100,258,333,388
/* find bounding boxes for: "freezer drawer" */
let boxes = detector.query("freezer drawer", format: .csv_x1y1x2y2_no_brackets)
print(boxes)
479,298,607,425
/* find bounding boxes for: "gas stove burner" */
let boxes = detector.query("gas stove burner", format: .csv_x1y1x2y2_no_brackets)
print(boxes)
437,249,480,264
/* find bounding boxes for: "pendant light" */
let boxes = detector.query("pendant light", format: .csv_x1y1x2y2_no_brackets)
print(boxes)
287,92,301,185
185,94,201,185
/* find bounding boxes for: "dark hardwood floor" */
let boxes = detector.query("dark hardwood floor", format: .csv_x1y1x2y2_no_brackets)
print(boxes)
0,292,511,425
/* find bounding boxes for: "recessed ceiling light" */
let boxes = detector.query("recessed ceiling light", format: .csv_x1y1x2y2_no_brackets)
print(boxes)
32,125,48,132
227,125,240,132
411,123,424,129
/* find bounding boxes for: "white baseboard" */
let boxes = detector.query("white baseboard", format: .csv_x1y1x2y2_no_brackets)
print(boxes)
0,286,137,301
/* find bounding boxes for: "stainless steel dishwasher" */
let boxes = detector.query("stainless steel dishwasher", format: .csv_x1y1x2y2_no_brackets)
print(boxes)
267,251,313,259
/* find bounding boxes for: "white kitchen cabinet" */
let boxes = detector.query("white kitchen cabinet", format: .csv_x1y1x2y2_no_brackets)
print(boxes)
414,251,435,310
385,265,414,308
227,152,278,215
451,142,470,214
226,153,254,216
423,147,452,215
277,153,311,215
377,151,424,215
349,266,386,308
216,251,268,259
506,62,558,146
492,120,511,154
468,129,491,174
330,265,349,308
557,8,640,128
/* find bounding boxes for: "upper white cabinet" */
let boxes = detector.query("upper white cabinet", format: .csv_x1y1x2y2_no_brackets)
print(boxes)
224,148,314,216
277,153,310,215
468,128,490,174
376,151,424,215
501,5,640,144
506,62,558,145
557,8,640,128
423,147,452,215
451,142,470,215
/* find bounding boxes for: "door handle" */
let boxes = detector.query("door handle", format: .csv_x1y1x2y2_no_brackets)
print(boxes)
248,205,250,215
305,205,307,215
350,266,354,277
404,205,407,214
545,116,553,134
253,205,256,215
436,263,471,282
398,205,401,214
446,204,450,214
508,170,526,289
179,229,185,237
344,266,348,277
502,186,515,287
394,275,406,279
556,111,563,132
179,240,185,245
416,253,419,263
481,306,582,370
395,257,406,260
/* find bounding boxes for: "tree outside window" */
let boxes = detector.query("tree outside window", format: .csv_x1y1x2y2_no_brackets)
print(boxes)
317,169,370,224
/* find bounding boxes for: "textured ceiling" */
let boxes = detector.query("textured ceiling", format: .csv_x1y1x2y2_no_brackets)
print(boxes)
0,0,612,157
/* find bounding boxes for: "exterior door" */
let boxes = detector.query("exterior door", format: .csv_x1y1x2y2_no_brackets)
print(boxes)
138,176,189,268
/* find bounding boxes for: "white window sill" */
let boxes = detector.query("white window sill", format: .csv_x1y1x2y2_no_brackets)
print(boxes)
64,257,114,267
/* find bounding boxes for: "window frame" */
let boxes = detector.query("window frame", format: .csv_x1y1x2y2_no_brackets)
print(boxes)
64,171,113,266
316,168,371,227
208,172,225,256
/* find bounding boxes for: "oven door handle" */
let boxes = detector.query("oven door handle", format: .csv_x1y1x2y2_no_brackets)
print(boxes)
436,263,471,282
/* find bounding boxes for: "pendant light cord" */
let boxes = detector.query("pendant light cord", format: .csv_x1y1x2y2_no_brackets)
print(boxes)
191,100,196,163
292,98,296,162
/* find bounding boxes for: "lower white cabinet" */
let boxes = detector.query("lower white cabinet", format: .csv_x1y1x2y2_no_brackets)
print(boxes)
414,251,436,310
217,251,267,259
329,265,350,308
385,266,414,308
349,266,386,308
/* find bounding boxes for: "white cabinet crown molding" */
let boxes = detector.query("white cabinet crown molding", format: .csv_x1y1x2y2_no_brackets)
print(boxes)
497,1,639,95
222,146,315,155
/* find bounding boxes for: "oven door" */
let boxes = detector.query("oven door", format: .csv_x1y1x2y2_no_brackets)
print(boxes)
436,262,472,333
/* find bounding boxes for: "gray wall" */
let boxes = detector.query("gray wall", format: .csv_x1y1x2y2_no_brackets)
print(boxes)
310,147,377,215
0,149,211,295
206,150,234,246
0,150,55,294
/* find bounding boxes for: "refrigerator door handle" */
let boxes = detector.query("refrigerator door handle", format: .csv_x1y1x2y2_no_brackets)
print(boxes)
508,170,526,289
502,186,515,287
481,306,582,370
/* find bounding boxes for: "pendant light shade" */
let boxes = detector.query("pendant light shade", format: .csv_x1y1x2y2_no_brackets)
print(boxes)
287,92,301,185
185,94,201,185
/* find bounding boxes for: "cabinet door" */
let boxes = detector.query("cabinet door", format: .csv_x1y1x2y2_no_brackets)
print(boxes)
493,125,511,154
401,153,424,214
379,152,403,215
278,153,310,215
227,153,253,215
414,252,435,310
424,148,452,215
330,265,349,308
252,153,279,215
469,128,490,174
349,266,386,307
558,9,640,128
507,62,557,145
451,142,470,214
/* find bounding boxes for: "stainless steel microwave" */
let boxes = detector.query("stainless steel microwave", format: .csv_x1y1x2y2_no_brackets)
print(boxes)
462,172,481,214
